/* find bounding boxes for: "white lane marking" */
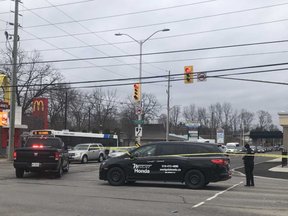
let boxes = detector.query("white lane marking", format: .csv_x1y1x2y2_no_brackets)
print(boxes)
191,181,243,209
192,202,205,208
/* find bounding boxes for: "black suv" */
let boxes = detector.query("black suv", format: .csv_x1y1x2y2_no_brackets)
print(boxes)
99,142,231,189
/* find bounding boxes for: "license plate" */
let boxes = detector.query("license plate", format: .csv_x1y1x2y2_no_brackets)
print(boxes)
31,163,40,167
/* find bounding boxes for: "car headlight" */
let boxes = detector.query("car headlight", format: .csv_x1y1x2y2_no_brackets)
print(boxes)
76,152,82,156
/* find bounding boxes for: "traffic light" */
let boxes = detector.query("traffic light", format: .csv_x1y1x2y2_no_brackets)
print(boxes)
133,83,141,101
184,66,193,84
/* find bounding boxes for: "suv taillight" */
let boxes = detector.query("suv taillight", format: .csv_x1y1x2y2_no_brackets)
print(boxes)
211,159,228,165
55,152,59,161
13,152,17,160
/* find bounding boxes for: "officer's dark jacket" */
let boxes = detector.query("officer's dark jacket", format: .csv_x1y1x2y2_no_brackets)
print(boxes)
243,148,254,164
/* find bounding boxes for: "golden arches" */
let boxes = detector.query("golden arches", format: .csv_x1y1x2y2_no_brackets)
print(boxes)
0,75,10,105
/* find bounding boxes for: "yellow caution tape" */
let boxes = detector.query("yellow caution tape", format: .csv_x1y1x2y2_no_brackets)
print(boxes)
82,147,288,159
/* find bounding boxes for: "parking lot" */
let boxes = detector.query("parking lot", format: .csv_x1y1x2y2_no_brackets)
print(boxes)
0,154,287,216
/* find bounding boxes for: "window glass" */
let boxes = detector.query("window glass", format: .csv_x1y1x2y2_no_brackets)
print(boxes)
187,145,213,154
132,145,156,157
159,144,186,156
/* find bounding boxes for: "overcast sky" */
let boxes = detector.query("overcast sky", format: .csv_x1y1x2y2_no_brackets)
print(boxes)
1,0,288,127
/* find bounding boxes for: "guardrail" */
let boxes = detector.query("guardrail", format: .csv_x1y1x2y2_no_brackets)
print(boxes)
282,150,287,167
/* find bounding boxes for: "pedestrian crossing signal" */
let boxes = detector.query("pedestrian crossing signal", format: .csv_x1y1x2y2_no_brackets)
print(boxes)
133,83,141,101
184,66,193,84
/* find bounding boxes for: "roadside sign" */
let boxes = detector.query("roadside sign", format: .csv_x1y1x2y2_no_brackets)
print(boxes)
197,72,207,82
186,121,201,128
217,128,224,144
136,107,143,115
133,120,144,125
135,127,142,137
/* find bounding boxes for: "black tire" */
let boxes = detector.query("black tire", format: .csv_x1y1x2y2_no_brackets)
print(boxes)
16,168,24,178
98,154,104,162
81,155,88,164
63,162,69,173
107,167,126,186
55,164,62,178
184,169,205,189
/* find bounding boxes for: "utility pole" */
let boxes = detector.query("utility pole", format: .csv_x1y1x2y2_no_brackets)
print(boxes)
8,0,19,161
166,71,171,141
88,107,91,132
64,92,68,129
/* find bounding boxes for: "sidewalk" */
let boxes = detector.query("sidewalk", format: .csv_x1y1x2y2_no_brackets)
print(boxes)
0,158,10,163
235,158,288,180
267,158,288,173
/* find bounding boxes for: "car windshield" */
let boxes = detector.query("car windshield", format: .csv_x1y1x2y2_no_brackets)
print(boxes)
227,146,235,149
74,144,89,150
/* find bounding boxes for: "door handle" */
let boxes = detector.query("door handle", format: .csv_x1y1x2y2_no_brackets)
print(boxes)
156,160,165,163
147,160,155,163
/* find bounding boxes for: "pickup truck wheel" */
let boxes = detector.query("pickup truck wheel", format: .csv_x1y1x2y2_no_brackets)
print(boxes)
98,154,104,162
63,162,69,173
55,165,62,178
107,167,125,186
16,168,24,178
81,155,88,164
185,170,205,189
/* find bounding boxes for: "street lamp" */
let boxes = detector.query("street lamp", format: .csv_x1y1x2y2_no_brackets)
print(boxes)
115,28,170,144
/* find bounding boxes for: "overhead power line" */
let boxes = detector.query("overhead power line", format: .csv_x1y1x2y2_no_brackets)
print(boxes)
5,63,288,89
0,0,95,15
55,50,288,71
1,1,287,35
43,0,165,73
2,13,288,45
2,39,288,66
215,76,288,86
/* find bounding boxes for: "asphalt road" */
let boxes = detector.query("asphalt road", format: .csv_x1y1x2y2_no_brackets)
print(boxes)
0,154,287,216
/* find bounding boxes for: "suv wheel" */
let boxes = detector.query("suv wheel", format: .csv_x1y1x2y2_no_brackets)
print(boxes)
185,170,205,189
63,162,69,173
81,155,88,164
107,167,125,186
16,168,24,178
98,154,104,162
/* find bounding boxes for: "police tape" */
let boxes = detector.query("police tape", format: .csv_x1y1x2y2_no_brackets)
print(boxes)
77,146,288,159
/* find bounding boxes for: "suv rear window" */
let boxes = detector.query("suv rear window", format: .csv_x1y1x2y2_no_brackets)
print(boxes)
25,138,62,149
187,144,218,154
159,144,186,156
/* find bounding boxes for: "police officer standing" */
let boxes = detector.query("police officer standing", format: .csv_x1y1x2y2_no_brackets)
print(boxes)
242,143,255,186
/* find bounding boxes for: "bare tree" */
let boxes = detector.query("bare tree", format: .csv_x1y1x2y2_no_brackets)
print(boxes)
88,89,118,132
239,109,254,131
157,113,168,131
256,110,272,131
183,104,197,123
0,49,61,115
223,102,233,132
170,105,181,127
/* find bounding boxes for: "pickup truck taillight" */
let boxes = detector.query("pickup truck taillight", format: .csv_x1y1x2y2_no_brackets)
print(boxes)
32,144,44,148
13,152,17,160
211,159,228,165
55,152,59,161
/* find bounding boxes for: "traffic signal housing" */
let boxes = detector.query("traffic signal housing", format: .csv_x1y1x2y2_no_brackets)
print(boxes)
133,83,141,101
184,66,193,84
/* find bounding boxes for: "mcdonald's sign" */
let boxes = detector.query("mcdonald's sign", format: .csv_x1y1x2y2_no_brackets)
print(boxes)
33,98,48,129
33,100,44,112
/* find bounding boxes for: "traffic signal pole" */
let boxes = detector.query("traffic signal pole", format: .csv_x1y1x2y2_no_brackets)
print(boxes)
138,42,143,144
166,71,171,141
8,0,19,161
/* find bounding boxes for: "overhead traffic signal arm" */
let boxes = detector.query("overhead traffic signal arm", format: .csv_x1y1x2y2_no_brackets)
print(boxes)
184,66,193,84
133,83,141,101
